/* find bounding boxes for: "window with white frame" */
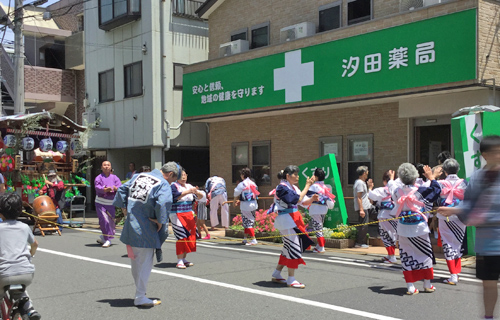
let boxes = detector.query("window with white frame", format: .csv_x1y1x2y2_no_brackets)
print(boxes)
232,142,249,183
347,0,372,25
252,141,271,186
124,61,143,98
98,69,114,103
251,22,269,49
347,134,373,184
319,1,342,32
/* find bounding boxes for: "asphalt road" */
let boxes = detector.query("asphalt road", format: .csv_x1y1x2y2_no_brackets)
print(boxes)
29,228,483,320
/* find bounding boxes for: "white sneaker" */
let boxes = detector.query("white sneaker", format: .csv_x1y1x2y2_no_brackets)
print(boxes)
355,243,369,248
96,235,104,245
102,240,111,248
246,240,258,246
134,296,161,307
383,256,397,263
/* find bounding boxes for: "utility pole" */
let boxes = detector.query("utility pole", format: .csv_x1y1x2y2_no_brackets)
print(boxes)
13,0,24,114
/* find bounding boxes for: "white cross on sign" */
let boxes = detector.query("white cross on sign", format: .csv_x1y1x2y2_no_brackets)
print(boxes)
274,50,314,103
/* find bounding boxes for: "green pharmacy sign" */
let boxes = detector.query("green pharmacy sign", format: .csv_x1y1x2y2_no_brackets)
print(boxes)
298,154,347,228
451,111,500,255
183,9,476,118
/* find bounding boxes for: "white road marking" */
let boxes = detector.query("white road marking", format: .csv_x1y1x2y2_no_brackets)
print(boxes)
37,247,401,320
75,228,481,283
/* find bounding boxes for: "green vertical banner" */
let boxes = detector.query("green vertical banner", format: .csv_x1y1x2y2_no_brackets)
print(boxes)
298,154,347,228
451,111,500,255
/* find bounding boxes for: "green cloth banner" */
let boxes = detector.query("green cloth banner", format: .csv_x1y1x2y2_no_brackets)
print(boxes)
451,111,500,255
298,154,347,228
183,9,476,118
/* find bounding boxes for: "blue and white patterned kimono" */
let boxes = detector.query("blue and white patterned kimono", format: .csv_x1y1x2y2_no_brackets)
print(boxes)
113,169,172,249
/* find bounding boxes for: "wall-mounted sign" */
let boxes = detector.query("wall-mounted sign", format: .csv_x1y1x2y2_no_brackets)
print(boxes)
183,9,476,118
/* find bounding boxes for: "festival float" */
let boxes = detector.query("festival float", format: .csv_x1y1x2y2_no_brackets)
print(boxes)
0,111,90,208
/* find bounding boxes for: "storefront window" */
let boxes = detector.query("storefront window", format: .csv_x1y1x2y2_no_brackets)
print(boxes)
232,142,248,183
252,141,271,185
347,134,373,184
319,136,342,182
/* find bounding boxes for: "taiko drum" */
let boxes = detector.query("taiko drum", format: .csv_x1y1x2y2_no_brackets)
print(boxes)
32,195,56,216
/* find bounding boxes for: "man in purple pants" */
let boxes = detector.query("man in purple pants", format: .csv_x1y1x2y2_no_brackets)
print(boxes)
94,161,122,248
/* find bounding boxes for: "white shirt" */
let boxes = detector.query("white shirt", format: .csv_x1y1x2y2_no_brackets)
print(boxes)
304,182,335,216
234,178,258,212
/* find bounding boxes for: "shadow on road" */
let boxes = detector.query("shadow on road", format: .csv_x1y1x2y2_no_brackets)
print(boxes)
154,262,178,268
252,281,287,289
368,286,407,296
84,243,105,248
97,298,135,308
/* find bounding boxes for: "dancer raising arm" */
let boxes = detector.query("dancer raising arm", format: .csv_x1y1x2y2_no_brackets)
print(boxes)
393,163,441,295
303,168,335,254
271,165,318,289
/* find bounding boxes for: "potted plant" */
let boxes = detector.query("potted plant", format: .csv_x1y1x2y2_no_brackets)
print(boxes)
323,224,357,249
225,209,282,242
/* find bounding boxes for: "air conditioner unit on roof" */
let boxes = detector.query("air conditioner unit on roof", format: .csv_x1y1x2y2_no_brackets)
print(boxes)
400,0,442,12
219,39,249,57
280,22,315,43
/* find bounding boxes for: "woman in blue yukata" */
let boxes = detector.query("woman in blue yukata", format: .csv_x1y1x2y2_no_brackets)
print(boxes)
392,163,441,295
271,165,318,289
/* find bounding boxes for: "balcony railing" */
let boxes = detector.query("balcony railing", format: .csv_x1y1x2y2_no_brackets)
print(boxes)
172,0,204,19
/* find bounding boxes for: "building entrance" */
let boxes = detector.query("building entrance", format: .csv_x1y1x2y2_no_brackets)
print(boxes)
415,124,451,167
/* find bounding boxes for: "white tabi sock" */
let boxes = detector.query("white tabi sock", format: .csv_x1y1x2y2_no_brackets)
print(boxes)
450,274,458,283
407,282,416,293
287,276,296,285
423,279,432,288
177,259,185,266
272,269,282,279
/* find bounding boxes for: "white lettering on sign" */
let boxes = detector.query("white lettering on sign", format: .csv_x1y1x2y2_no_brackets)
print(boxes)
274,50,315,103
364,53,382,74
341,41,435,77
388,47,408,69
196,81,265,105
302,167,331,180
416,42,435,65
342,56,360,78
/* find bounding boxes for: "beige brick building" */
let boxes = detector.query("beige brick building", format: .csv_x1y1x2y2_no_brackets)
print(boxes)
184,0,500,221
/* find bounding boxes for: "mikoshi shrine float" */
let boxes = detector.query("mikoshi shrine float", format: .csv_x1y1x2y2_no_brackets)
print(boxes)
0,111,90,206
